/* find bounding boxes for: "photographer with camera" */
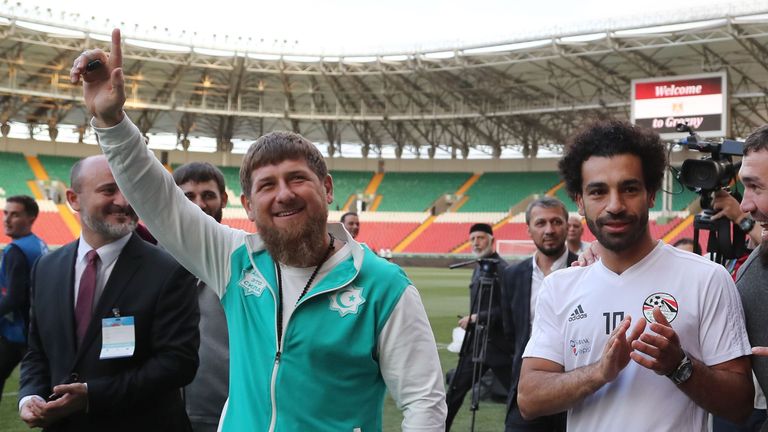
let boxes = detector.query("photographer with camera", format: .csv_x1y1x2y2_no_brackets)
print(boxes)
445,223,511,431
500,197,575,432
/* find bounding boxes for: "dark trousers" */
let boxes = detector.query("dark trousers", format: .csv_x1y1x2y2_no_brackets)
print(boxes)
505,403,566,432
445,350,512,431
0,337,25,404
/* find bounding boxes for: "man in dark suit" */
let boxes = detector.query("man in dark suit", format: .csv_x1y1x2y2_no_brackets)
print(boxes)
446,223,511,430
501,197,575,432
18,155,199,431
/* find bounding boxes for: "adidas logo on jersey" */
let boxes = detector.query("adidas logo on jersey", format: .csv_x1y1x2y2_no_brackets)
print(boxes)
568,305,588,322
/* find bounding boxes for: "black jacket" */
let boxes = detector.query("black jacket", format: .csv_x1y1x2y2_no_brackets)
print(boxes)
464,252,512,366
20,234,200,432
500,251,578,411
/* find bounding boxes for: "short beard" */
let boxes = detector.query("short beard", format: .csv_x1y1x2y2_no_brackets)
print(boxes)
81,212,138,240
538,243,566,257
259,210,328,267
212,207,223,223
586,211,649,253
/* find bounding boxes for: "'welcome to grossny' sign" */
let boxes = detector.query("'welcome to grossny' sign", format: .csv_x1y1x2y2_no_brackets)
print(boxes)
631,72,727,140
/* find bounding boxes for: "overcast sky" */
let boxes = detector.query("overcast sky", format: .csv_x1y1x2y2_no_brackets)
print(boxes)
2,0,761,53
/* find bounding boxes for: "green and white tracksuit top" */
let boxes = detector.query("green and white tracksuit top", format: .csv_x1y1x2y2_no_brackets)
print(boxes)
95,115,447,431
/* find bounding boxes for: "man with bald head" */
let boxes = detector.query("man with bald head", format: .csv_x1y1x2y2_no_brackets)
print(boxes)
566,215,590,256
18,155,199,431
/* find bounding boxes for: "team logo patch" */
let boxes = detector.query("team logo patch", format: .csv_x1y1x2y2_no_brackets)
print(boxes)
568,304,588,322
239,268,267,297
329,286,366,317
569,338,591,356
643,292,678,323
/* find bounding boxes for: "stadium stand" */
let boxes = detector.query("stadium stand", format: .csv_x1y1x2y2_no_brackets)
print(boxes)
375,172,471,212
329,170,374,210
37,155,80,186
0,151,35,197
459,172,561,212
0,200,74,246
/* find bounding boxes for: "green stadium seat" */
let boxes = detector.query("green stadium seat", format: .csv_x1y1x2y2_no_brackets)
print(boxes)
329,170,373,210
0,151,35,196
459,172,561,212
37,155,81,187
376,172,471,212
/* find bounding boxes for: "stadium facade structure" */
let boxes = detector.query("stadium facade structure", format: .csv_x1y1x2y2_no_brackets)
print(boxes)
0,3,766,161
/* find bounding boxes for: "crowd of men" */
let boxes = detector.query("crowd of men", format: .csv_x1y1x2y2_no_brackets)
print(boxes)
2,28,768,431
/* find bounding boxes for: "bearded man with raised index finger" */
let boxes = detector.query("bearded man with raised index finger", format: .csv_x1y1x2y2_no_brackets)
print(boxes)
69,29,446,432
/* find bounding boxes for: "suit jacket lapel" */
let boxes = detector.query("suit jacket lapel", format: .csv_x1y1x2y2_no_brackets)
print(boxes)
53,241,79,364
521,258,534,337
74,234,144,364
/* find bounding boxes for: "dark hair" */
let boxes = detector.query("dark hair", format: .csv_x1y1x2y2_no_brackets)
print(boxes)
6,195,39,219
673,237,702,255
340,211,358,223
744,125,768,155
240,131,327,198
525,196,568,225
173,162,226,195
559,120,666,200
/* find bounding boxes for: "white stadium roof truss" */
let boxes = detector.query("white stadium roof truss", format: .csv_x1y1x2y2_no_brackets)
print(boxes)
0,10,767,158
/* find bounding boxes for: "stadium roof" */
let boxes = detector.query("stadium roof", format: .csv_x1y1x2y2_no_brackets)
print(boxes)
0,1,767,158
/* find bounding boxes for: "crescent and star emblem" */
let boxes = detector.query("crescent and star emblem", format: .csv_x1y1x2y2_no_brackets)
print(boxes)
329,286,366,317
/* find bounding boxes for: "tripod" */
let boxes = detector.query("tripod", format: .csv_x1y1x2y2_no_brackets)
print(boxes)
692,193,747,265
448,258,498,432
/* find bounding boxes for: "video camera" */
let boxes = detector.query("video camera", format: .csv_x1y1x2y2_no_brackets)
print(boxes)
676,123,747,261
677,123,744,193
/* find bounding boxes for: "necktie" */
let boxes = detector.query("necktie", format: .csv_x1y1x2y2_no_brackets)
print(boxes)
75,250,99,346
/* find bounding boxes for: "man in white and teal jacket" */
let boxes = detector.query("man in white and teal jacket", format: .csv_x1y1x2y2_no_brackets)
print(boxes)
70,29,447,432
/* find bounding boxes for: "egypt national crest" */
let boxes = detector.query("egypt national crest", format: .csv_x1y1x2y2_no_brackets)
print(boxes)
329,286,366,317
643,292,678,323
239,268,267,297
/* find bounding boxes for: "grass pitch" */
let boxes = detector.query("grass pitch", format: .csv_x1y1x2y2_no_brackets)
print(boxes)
0,266,506,431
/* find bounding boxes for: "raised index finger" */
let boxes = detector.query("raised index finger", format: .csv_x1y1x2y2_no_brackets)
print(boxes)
110,28,122,70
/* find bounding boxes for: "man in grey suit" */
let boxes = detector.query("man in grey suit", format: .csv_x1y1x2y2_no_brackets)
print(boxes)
18,155,199,431
500,197,576,432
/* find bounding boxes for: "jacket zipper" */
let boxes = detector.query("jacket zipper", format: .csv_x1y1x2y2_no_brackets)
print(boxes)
266,261,360,431
268,350,281,432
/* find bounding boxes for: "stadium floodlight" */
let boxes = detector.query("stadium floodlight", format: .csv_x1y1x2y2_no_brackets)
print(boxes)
282,55,322,63
423,51,455,60
614,19,727,37
322,56,341,63
558,32,607,44
248,53,281,61
193,47,236,57
462,39,550,55
125,38,191,53
15,20,85,38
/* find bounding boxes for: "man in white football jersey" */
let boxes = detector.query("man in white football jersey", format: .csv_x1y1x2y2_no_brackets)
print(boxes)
517,120,754,432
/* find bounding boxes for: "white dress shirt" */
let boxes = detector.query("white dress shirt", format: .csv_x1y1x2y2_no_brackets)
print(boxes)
530,248,569,324
74,233,132,309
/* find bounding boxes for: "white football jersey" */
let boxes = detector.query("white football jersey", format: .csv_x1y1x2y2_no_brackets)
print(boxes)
523,241,751,432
